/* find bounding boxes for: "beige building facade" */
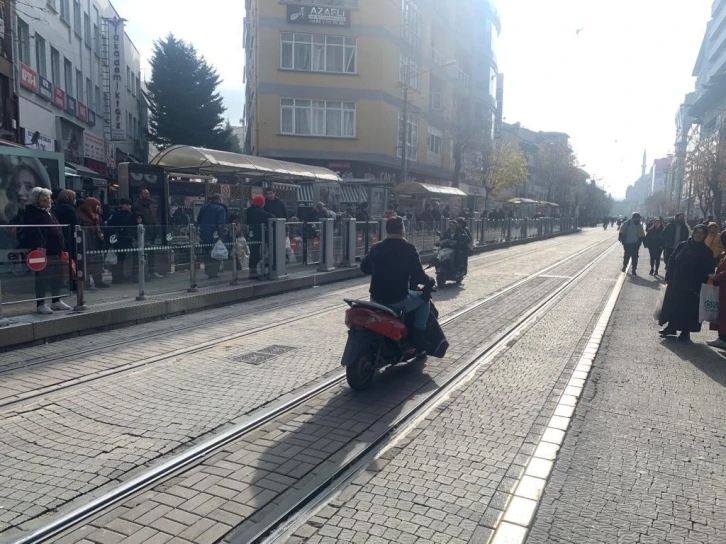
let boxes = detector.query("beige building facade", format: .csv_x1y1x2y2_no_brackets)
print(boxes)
244,0,500,187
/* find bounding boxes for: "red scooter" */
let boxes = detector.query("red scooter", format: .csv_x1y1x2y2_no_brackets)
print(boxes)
341,296,449,391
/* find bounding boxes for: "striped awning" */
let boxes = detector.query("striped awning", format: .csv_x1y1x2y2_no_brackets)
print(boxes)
298,184,314,203
340,185,366,203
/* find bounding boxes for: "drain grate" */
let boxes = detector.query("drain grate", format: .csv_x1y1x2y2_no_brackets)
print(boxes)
257,345,297,356
234,345,298,365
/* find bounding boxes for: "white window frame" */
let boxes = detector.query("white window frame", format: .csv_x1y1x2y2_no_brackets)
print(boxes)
35,34,47,77
17,18,30,66
280,98,356,138
280,32,356,74
399,55,420,91
60,0,70,23
84,12,91,48
73,0,82,37
398,113,419,161
401,0,422,50
50,47,61,86
427,126,443,167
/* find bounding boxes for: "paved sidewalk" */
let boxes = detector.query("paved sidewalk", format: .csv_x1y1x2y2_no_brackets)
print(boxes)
528,272,726,543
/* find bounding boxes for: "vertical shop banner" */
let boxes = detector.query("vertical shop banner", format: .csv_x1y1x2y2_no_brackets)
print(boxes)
53,86,65,108
77,102,88,122
20,64,38,92
107,17,127,141
38,77,53,101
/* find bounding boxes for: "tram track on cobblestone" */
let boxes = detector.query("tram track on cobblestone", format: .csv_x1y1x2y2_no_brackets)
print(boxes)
9,237,616,544
0,235,591,409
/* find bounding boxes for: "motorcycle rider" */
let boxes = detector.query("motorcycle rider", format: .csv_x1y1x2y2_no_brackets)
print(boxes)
360,216,435,350
441,219,471,278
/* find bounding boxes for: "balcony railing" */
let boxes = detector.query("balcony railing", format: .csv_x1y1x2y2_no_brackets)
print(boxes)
430,47,444,66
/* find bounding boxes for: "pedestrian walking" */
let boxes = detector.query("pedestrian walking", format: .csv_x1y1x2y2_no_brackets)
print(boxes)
77,197,109,289
197,194,227,280
705,222,725,261
132,188,163,279
663,213,690,270
707,231,726,349
23,187,71,314
658,224,714,342
52,190,80,290
618,212,646,275
246,195,273,279
106,198,138,283
645,218,665,276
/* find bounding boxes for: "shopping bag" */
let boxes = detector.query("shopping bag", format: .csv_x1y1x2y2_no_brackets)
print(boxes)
654,286,666,321
104,250,118,266
699,284,720,323
211,239,229,261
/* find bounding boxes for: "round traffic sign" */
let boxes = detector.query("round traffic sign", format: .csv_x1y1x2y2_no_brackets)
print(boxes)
26,250,47,272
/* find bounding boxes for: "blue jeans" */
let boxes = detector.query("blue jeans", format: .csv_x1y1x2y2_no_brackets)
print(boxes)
386,291,430,331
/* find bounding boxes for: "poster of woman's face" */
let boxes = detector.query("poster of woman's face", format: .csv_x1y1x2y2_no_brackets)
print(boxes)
0,151,57,224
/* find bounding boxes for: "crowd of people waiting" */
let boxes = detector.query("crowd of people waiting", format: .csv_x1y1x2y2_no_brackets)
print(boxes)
618,211,726,347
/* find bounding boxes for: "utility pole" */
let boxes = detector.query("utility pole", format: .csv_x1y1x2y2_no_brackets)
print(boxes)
399,61,409,184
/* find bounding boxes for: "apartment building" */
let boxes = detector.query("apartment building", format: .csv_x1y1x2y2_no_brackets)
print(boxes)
14,0,147,176
243,0,500,189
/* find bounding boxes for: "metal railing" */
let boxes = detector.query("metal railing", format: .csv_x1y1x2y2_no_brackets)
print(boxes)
0,217,578,319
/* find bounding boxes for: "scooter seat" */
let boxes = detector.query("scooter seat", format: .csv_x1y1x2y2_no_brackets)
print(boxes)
343,299,401,318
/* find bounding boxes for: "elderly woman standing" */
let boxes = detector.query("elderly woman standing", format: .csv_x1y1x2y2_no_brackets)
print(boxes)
704,222,725,262
659,224,715,341
77,197,109,289
22,187,71,314
707,231,726,349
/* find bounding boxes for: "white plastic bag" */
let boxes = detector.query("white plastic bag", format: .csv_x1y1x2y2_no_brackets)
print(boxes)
104,250,118,266
699,284,720,323
286,237,296,264
211,239,229,261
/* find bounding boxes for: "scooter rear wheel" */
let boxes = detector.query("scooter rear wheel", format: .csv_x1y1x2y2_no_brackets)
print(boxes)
344,337,376,391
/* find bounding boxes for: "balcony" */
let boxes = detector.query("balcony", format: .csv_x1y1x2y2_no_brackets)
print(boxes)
452,66,470,88
430,47,444,66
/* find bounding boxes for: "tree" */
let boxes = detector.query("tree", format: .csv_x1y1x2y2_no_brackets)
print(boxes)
533,139,578,205
686,117,726,220
147,34,232,151
466,138,529,208
450,93,478,188
223,121,242,154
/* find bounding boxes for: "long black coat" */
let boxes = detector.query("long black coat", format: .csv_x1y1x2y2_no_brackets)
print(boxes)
659,240,714,331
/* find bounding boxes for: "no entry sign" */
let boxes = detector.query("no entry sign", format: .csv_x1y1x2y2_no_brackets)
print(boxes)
26,250,47,272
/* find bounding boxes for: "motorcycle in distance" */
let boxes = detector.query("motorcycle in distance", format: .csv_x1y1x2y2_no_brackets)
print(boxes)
430,234,466,288
341,287,449,391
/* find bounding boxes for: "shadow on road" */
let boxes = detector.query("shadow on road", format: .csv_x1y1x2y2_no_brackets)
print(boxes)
663,340,726,388
231,355,440,541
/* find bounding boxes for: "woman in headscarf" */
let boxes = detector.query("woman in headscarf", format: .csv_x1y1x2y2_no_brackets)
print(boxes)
707,231,726,349
77,197,109,288
704,222,725,262
659,224,715,341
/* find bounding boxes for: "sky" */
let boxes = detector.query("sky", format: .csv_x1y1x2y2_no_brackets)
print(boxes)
113,0,712,199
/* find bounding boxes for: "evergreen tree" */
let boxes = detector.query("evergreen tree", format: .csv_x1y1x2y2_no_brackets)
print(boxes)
147,34,232,151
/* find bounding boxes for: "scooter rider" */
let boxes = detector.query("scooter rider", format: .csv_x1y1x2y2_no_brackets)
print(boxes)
441,219,471,277
361,216,435,350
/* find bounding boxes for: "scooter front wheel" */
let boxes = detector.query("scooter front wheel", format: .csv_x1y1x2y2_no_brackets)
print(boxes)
436,272,446,289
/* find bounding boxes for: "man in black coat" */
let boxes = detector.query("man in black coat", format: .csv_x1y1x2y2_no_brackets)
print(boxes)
663,213,690,269
264,188,288,219
246,195,274,279
107,198,138,283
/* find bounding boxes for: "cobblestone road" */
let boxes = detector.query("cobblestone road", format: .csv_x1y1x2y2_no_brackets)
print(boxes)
0,230,615,539
528,266,726,544
42,232,619,544
291,236,621,544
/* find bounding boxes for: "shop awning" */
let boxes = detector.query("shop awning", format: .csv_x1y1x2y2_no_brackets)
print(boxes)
150,145,342,182
506,198,537,205
538,201,560,207
340,184,366,203
298,184,314,204
394,182,466,197
67,162,101,177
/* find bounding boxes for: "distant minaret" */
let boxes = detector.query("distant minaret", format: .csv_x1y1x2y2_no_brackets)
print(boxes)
641,150,647,177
